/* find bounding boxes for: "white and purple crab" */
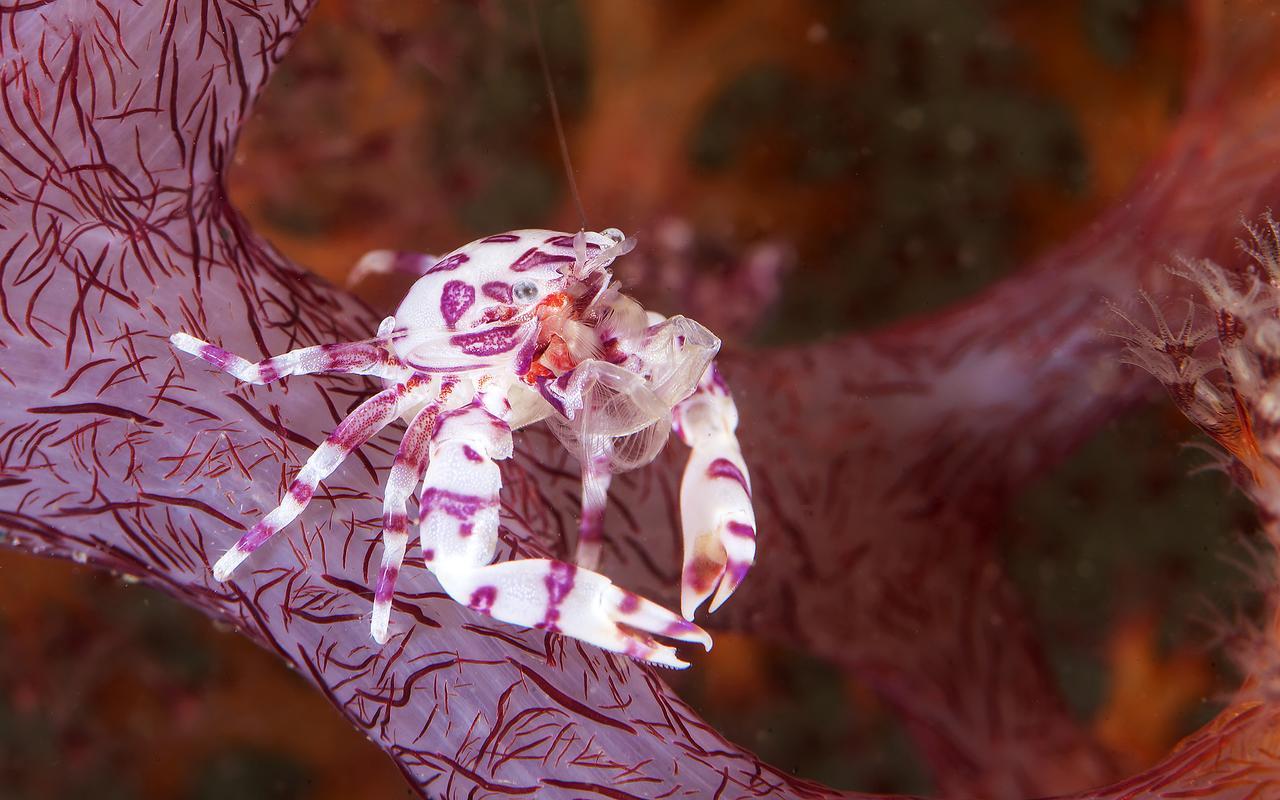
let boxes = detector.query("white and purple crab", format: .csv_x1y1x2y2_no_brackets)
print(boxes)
170,229,755,668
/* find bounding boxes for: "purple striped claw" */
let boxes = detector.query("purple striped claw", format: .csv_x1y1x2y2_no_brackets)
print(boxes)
673,365,756,620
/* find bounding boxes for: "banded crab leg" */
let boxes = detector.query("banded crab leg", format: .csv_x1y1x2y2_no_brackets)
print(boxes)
348,250,443,288
421,394,712,668
574,446,612,570
538,360,667,571
211,377,435,580
370,399,443,643
673,364,756,620
170,317,411,385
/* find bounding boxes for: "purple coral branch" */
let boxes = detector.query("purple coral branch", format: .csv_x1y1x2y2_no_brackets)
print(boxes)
3,0,1280,798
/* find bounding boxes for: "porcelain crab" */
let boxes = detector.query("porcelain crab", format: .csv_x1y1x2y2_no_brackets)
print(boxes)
170,229,755,668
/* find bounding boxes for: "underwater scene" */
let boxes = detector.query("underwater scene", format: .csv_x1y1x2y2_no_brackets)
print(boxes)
2,1,1278,798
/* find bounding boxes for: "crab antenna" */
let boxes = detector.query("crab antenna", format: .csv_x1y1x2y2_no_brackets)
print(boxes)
529,0,588,233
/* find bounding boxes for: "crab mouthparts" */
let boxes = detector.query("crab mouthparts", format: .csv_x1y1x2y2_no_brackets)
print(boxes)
521,293,606,384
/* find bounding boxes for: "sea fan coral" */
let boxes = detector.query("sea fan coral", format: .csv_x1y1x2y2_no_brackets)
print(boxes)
6,0,1280,798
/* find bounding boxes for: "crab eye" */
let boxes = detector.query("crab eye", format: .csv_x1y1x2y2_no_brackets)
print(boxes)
513,280,539,303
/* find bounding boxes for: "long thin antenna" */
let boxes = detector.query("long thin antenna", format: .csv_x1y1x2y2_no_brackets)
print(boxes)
528,0,588,232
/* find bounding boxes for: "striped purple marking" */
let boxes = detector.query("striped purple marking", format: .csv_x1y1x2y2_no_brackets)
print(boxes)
469,585,497,613
257,361,280,382
481,234,521,243
514,335,539,376
403,361,490,374
707,458,750,498
462,445,483,463
420,488,493,520
440,280,475,329
683,555,720,592
288,480,314,504
544,234,602,250
541,562,577,631
241,522,275,551
318,342,382,371
665,619,701,637
578,508,604,544
426,252,469,274
199,344,232,370
374,566,397,602
481,281,512,303
450,324,524,357
618,591,640,614
545,562,576,604
727,521,756,539
511,247,575,272
535,377,568,418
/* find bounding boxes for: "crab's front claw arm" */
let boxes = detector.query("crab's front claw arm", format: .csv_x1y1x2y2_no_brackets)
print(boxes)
434,559,712,669
673,364,756,620
418,395,710,668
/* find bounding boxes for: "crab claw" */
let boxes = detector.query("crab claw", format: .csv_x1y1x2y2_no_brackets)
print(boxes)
679,458,757,620
432,558,711,669
674,364,756,620
603,583,714,668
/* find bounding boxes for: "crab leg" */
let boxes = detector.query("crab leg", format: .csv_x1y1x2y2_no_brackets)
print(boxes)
370,399,443,643
170,317,409,385
347,250,442,287
213,377,432,581
574,448,612,570
673,364,756,620
421,396,712,668
539,360,670,571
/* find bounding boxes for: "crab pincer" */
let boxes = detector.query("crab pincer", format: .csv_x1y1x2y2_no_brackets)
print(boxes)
436,559,712,669
674,365,757,620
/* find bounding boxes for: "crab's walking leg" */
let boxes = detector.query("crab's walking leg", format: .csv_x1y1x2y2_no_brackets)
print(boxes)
674,364,756,620
170,317,408,385
574,449,612,571
421,396,712,668
370,399,443,643
348,250,441,288
213,378,431,581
